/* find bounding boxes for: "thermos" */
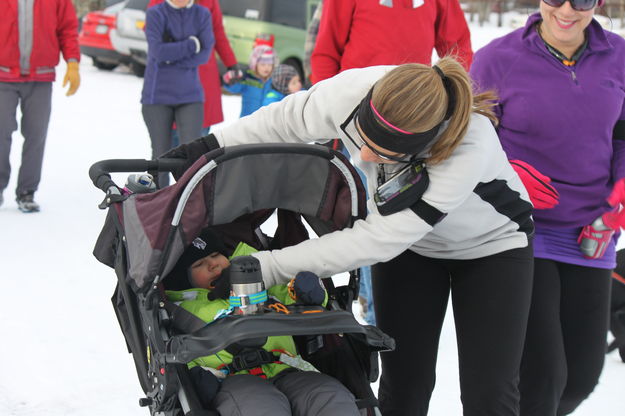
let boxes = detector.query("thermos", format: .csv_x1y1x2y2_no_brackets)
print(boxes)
229,256,266,315
125,173,157,194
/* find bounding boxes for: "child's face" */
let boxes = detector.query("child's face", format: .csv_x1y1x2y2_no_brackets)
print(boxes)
256,63,274,79
288,75,302,94
190,252,230,289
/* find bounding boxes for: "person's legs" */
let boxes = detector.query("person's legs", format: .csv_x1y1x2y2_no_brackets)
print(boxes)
212,374,291,416
372,250,450,416
609,274,625,361
142,104,174,187
174,102,204,145
556,263,611,415
0,82,20,198
520,259,568,416
449,244,533,416
273,371,360,416
16,82,52,195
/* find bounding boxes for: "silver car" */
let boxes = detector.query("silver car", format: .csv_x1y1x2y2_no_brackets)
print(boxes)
109,0,149,76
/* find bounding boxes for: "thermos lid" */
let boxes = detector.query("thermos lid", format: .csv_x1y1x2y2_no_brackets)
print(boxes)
229,256,263,284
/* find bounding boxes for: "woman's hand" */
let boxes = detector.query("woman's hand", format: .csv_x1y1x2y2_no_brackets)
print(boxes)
509,160,559,209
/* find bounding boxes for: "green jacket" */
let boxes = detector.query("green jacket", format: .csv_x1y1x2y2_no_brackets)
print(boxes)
166,242,299,378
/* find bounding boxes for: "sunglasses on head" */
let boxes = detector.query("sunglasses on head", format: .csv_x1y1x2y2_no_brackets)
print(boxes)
542,0,598,11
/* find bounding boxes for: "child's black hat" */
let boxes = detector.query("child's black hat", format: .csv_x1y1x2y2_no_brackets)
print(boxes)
166,228,227,290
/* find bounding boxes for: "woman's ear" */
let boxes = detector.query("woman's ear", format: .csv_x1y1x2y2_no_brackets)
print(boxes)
598,0,605,7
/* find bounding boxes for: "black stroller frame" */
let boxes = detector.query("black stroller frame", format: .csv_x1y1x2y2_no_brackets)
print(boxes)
90,143,395,416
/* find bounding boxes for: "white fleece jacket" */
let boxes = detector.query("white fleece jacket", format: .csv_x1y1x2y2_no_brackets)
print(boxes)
214,66,532,286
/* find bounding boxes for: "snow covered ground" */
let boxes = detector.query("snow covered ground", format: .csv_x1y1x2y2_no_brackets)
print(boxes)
1,12,624,416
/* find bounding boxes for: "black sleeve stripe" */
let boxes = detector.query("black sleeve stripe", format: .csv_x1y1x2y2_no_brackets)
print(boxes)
613,120,625,141
410,200,447,226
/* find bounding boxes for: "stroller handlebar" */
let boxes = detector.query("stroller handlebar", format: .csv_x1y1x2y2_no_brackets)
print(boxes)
89,158,185,193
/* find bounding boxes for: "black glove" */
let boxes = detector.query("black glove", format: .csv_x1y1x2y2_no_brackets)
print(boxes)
222,64,244,85
159,133,221,180
207,266,231,301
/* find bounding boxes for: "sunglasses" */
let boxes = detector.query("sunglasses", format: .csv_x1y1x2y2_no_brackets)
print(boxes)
542,0,598,11
340,110,408,163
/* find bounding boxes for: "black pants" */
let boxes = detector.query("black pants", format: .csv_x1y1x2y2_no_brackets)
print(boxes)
519,259,611,416
372,245,534,416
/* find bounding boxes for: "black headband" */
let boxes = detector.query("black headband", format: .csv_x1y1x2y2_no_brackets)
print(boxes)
356,66,455,155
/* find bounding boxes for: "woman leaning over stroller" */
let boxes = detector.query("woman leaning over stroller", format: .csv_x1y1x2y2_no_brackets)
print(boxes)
164,57,535,416
470,1,625,414
141,0,214,187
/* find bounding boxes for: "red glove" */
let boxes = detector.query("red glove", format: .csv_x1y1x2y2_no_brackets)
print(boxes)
509,160,559,209
602,178,625,230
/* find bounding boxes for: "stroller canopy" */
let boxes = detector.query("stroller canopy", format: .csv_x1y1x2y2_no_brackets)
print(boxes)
113,144,366,292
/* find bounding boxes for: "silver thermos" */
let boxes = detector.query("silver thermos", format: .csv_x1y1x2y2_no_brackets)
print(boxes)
229,256,265,315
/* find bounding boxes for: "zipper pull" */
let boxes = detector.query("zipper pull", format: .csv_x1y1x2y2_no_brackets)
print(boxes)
571,71,577,82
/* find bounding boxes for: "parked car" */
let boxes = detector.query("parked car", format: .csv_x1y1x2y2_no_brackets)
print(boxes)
79,1,127,70
219,0,321,78
109,0,149,77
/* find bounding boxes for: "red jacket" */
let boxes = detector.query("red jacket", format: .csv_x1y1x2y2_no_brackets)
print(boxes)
0,0,80,82
310,0,472,84
149,0,237,127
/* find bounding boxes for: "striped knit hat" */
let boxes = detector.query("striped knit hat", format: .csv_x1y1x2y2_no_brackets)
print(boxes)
249,45,278,71
271,64,299,95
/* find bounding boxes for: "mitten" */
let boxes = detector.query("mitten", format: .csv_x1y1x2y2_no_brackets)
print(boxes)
602,179,625,230
509,159,559,209
222,65,244,85
290,271,326,306
63,61,80,96
207,266,231,301
159,133,221,179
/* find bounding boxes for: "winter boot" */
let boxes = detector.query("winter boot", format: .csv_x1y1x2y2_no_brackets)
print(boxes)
16,191,40,213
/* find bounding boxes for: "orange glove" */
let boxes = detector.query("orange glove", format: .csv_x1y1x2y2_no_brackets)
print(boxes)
62,61,80,96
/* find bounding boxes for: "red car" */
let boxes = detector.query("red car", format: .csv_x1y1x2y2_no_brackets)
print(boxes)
79,2,128,70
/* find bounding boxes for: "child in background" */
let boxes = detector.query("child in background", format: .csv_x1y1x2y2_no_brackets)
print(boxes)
222,45,278,117
262,64,303,106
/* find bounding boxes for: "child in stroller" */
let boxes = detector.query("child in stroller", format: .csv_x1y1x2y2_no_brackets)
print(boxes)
164,227,361,415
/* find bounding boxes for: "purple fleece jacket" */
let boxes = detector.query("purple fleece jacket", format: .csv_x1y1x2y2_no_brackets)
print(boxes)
141,2,214,105
471,13,625,268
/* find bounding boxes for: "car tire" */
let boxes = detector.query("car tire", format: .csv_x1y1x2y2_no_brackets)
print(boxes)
130,60,146,78
93,57,118,71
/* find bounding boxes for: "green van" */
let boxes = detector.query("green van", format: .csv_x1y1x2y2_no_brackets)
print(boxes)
219,0,320,77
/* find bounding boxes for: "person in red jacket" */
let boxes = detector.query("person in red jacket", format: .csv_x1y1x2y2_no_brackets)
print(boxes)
310,0,473,84
0,0,81,213
148,0,238,134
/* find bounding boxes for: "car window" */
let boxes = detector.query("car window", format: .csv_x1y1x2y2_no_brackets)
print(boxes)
268,0,306,29
126,0,149,10
219,0,268,20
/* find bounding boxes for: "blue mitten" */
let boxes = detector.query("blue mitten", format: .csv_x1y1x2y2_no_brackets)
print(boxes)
292,271,326,305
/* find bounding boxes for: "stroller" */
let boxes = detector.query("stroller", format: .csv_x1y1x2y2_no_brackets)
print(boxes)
90,143,395,416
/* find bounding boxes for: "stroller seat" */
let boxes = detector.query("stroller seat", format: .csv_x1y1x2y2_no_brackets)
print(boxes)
90,143,395,416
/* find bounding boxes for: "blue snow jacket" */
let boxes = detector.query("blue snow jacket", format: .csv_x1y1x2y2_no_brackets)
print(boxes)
261,87,286,107
224,69,273,117
141,2,214,105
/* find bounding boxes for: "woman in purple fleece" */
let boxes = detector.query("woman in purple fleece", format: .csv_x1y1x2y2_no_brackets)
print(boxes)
141,0,214,186
471,1,625,415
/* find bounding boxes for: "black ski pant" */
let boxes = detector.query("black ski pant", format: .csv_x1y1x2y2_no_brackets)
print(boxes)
519,259,611,416
372,245,534,416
